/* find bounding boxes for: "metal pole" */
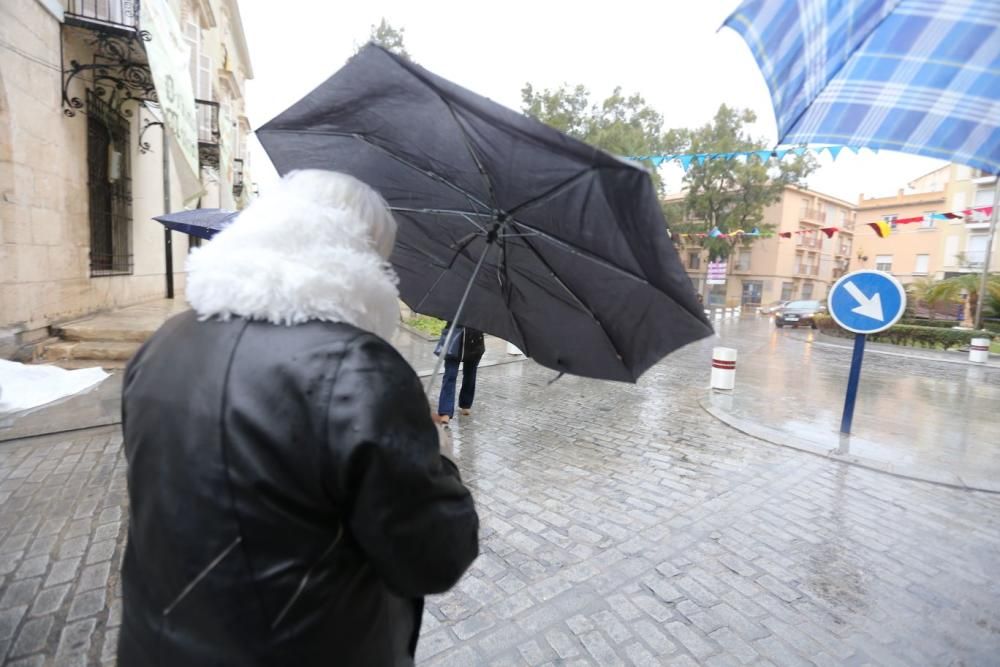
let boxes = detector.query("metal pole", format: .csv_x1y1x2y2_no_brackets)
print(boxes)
162,129,174,299
424,240,493,399
840,333,867,435
973,176,1000,330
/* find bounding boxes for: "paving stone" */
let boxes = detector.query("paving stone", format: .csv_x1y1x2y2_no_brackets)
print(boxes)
10,615,54,657
1,336,998,667
29,584,71,617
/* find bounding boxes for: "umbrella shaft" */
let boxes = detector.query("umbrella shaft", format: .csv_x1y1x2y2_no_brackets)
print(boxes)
425,240,494,399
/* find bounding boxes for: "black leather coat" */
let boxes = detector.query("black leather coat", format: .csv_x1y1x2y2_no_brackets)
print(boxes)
117,311,479,666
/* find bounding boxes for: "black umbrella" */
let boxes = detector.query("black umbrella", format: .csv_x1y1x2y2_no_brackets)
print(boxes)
153,209,239,240
257,44,712,383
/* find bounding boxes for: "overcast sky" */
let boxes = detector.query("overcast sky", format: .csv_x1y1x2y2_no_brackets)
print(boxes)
239,0,947,203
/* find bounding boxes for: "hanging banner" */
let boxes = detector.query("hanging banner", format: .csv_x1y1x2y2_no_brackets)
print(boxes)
141,0,203,204
707,261,727,285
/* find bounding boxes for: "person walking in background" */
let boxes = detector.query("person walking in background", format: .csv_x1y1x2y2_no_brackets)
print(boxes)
436,322,486,424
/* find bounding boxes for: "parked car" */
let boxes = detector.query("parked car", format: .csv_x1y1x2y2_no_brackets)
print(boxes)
759,300,789,315
775,300,827,328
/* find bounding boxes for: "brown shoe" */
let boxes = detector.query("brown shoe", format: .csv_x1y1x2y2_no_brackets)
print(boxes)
459,408,471,416
438,414,451,424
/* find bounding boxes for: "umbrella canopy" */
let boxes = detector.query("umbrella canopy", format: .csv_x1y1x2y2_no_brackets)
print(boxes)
724,0,1000,174
257,44,711,383
153,209,239,240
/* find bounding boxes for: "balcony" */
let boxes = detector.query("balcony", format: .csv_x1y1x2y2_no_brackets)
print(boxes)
65,1,140,33
233,158,245,197
796,235,820,250
954,250,987,270
795,263,819,277
60,1,153,116
800,207,827,224
197,99,221,169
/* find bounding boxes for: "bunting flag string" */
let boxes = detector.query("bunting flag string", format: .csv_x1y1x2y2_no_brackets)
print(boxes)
629,144,876,171
680,205,995,245
776,205,995,241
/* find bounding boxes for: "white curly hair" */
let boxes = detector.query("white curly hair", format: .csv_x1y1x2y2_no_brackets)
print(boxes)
185,170,401,340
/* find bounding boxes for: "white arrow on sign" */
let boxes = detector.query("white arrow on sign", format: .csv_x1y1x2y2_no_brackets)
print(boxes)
844,281,884,321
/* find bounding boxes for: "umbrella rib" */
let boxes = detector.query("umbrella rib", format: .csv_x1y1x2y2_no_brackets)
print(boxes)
392,207,492,236
506,219,652,287
508,169,593,216
439,100,501,212
498,234,530,359
516,233,633,381
261,128,494,215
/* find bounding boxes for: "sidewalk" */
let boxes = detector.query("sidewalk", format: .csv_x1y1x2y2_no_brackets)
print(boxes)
703,317,1000,492
1,299,525,442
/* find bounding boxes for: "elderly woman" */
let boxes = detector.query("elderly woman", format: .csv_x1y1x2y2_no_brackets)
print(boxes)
118,170,479,666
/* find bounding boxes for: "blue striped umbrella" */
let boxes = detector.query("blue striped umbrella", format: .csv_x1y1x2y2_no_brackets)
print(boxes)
724,0,1000,174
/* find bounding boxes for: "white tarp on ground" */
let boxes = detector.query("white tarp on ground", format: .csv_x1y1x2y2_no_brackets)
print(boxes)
0,360,109,416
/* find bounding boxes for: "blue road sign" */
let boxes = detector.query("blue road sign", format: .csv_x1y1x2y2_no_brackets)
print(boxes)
827,270,907,335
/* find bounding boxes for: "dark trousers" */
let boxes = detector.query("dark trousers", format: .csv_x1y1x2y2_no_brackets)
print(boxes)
437,355,482,418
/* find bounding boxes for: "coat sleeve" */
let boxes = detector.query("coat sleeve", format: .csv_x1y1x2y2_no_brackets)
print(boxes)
326,333,479,597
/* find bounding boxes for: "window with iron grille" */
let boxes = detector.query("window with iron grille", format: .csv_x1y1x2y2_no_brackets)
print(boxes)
86,90,133,276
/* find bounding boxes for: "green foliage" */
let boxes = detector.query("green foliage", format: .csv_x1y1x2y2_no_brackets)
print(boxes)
673,106,818,260
815,315,993,350
898,318,962,328
931,272,1000,325
404,314,445,337
366,19,411,60
520,84,684,195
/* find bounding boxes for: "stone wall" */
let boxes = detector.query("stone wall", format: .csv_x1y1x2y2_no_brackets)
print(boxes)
0,0,193,353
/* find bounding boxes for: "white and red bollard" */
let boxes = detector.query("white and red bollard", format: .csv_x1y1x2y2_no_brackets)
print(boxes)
969,338,990,364
711,347,737,390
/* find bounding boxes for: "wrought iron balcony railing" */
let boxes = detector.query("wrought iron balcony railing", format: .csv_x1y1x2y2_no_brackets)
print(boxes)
233,158,245,197
196,99,220,169
65,0,140,32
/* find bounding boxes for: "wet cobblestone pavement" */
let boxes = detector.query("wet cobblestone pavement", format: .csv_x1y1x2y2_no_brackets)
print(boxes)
1,319,998,665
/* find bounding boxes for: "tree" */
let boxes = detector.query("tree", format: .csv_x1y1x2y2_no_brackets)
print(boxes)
670,105,817,260
907,276,945,320
520,83,685,193
932,273,1000,327
365,19,411,60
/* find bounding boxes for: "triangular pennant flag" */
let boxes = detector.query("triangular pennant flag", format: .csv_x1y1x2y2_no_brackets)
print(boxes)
696,155,708,166
895,216,923,224
847,146,860,154
793,147,807,156
650,156,664,167
749,227,761,236
868,221,891,238
773,149,788,161
779,232,792,238
755,150,771,163
820,227,839,238
679,155,694,171
943,212,962,219
828,146,843,160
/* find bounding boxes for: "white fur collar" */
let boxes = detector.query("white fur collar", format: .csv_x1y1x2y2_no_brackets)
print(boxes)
185,194,400,340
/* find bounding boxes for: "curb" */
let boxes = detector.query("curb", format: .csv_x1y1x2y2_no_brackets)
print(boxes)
791,330,1000,369
398,322,440,342
699,392,999,494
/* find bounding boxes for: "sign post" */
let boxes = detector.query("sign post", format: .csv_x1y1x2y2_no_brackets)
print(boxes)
827,270,907,434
